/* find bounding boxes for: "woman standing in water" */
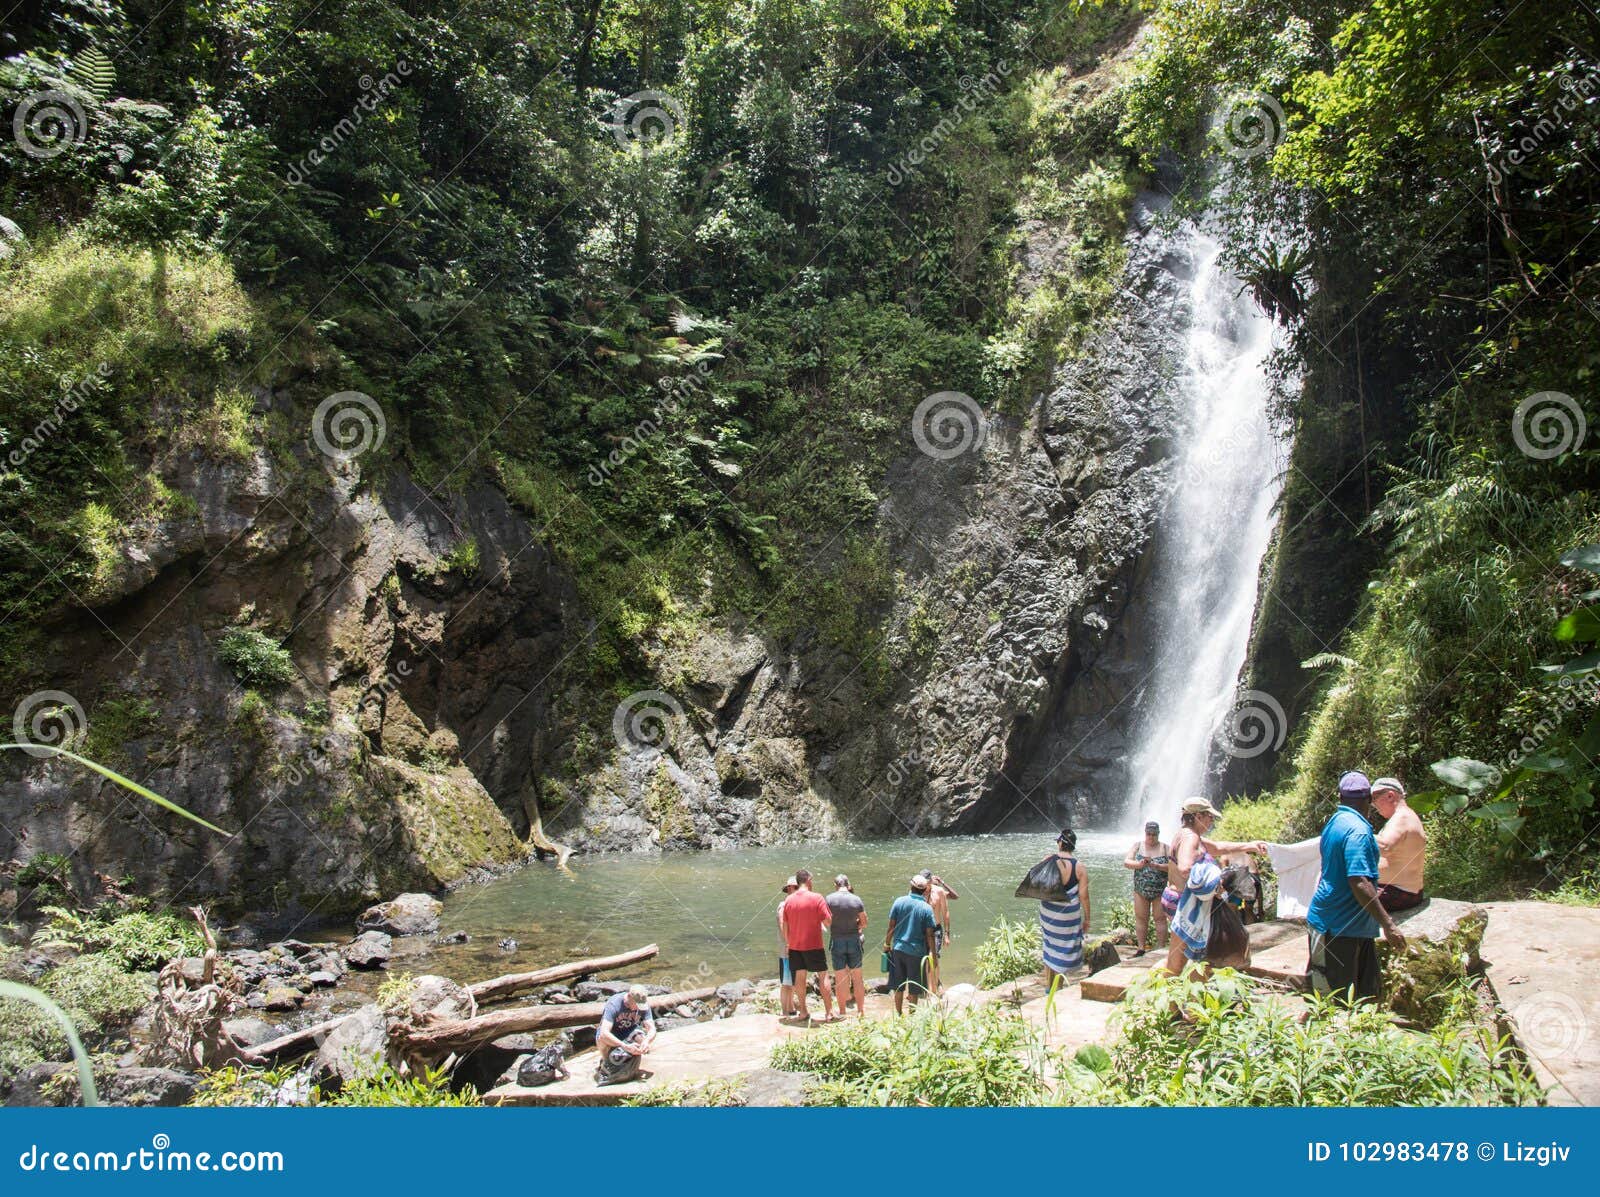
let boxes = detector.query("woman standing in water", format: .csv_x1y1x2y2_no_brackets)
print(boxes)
1040,828,1090,981
1123,820,1170,956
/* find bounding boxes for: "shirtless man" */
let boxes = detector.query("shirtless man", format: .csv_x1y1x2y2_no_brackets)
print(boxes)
1371,777,1427,911
1164,798,1268,977
917,869,957,993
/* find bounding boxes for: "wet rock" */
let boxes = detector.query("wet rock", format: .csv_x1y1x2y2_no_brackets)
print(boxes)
312,1005,389,1088
223,1017,276,1048
356,893,443,938
572,980,629,1002
308,970,338,988
498,938,518,952
344,930,392,969
716,978,757,1003
435,930,470,945
262,985,305,1011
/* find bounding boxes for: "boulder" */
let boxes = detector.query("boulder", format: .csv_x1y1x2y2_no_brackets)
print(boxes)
222,1017,276,1048
356,892,443,937
344,930,392,969
261,985,305,1011
400,974,474,1022
572,979,630,1002
4,1064,197,1108
716,978,757,1003
312,1005,389,1088
1380,898,1488,1027
940,982,980,1009
308,970,338,988
722,1068,815,1107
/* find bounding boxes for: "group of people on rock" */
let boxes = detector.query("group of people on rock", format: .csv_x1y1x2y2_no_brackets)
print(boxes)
776,867,956,1021
1042,773,1427,1003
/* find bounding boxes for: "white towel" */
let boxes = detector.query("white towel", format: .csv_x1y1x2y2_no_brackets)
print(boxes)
1172,859,1221,958
1266,837,1322,919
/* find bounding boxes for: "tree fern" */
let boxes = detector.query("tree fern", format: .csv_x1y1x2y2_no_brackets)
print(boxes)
71,46,116,101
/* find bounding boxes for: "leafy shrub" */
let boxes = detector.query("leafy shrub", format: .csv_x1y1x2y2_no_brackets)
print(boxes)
0,956,152,1074
189,1063,303,1107
973,915,1043,988
316,1062,480,1107
771,1004,1049,1107
1107,970,1541,1107
216,627,296,688
36,907,203,971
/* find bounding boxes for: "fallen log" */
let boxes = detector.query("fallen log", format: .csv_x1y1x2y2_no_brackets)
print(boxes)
467,944,659,1004
393,985,720,1055
246,1016,347,1063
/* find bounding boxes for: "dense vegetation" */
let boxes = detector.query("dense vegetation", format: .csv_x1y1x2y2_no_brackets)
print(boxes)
0,0,1141,710
3,1,1595,895
1120,0,1600,896
773,969,1542,1106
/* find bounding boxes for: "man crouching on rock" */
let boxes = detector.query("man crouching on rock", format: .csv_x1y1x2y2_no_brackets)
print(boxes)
595,984,657,1084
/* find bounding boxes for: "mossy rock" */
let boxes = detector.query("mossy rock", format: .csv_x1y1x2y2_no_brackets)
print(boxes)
1379,899,1487,1028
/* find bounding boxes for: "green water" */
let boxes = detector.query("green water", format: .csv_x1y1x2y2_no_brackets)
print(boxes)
421,831,1136,989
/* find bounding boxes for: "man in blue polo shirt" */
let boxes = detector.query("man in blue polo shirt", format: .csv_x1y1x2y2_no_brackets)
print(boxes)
1306,770,1408,1002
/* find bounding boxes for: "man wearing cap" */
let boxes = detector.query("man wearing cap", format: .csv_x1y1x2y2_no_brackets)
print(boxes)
1163,798,1267,977
1372,777,1427,912
776,877,799,1017
594,983,657,1082
825,875,868,1018
883,875,938,1014
1306,771,1408,1003
780,869,837,1022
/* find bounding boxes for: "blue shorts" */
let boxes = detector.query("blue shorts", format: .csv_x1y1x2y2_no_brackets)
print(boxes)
779,956,793,986
830,936,863,970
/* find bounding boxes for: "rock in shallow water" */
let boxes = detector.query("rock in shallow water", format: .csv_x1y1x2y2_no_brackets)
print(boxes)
343,930,392,969
356,892,443,937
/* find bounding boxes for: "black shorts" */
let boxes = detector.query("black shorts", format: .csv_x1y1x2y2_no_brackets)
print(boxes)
1307,929,1381,1003
788,947,827,974
888,949,930,994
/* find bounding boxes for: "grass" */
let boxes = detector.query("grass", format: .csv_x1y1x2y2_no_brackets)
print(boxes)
973,915,1043,988
772,1003,1050,1107
1104,970,1542,1107
34,905,203,972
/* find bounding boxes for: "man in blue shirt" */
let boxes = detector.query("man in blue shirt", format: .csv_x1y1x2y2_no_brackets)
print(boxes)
882,876,937,1014
1306,770,1408,1002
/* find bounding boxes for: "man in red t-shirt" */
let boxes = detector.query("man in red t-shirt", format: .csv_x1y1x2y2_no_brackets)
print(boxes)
779,868,836,1022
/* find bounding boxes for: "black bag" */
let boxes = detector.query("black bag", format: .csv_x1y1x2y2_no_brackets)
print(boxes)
516,1042,570,1087
593,1029,647,1087
1015,855,1072,902
1205,890,1251,966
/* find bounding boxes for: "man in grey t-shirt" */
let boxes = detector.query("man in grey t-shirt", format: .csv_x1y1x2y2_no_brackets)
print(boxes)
825,875,868,1018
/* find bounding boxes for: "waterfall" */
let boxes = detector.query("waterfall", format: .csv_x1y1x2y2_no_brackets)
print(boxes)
1121,225,1288,832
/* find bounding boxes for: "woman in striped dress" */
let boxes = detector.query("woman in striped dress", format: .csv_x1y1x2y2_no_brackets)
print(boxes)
1039,828,1090,980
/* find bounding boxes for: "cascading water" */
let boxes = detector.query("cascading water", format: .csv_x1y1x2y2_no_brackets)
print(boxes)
1121,225,1289,831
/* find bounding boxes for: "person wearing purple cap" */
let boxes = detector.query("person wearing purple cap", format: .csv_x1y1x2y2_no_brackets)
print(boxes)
1305,770,1408,1002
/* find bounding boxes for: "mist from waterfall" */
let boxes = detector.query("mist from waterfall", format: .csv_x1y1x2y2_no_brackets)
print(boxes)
1121,225,1288,833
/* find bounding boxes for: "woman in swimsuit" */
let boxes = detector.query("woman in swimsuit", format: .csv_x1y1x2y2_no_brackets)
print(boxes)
1123,820,1171,955
1164,799,1268,977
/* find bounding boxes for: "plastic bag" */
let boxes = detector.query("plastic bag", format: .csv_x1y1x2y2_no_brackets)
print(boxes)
516,1043,569,1087
1015,855,1070,901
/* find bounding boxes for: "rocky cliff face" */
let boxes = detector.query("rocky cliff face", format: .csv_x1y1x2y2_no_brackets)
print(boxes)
1,195,1199,920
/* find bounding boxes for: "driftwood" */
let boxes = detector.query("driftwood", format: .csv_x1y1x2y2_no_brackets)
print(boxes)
247,1017,348,1063
392,986,719,1055
467,944,659,1004
145,907,254,1070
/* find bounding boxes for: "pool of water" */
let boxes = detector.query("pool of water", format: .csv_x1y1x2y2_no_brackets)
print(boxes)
418,830,1137,989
